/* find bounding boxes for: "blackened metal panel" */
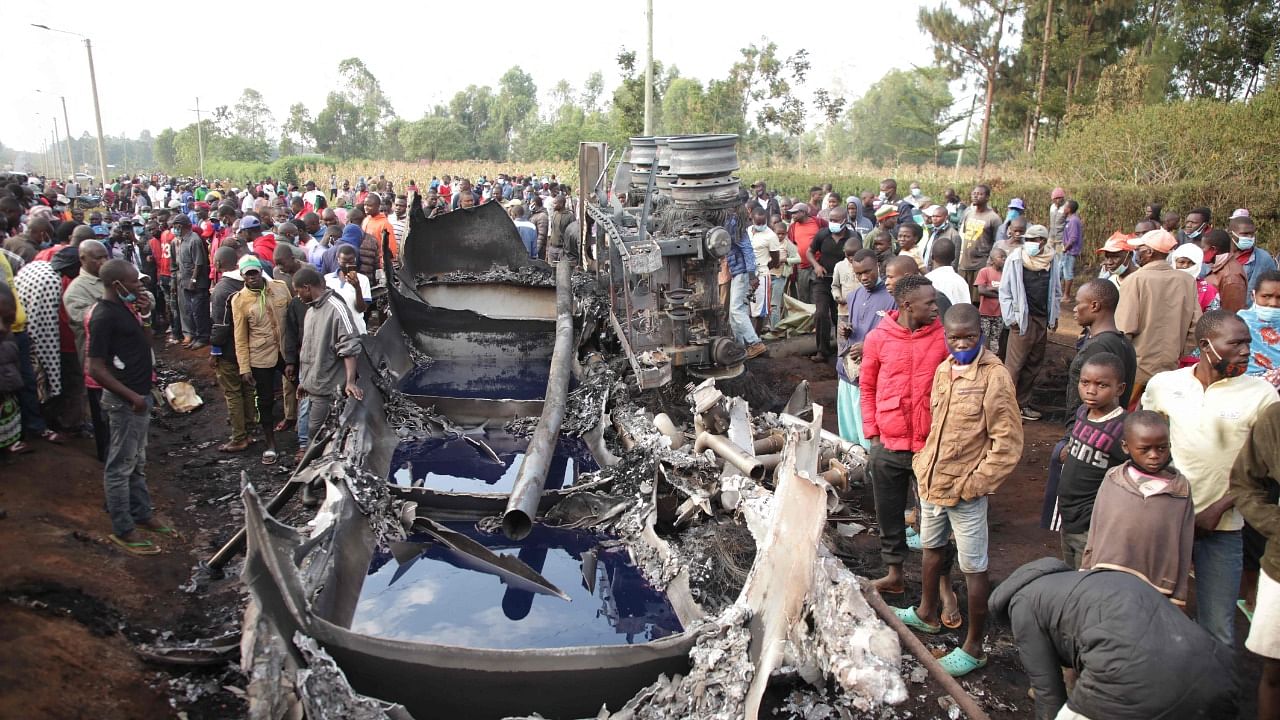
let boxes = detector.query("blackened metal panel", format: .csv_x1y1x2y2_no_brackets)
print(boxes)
403,200,545,277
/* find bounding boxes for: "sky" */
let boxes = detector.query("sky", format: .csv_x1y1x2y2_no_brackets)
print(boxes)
7,0,947,156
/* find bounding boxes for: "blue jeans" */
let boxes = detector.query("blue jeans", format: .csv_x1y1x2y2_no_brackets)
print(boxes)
1193,530,1243,646
13,331,47,433
296,396,310,450
729,273,760,345
769,275,787,329
102,391,154,536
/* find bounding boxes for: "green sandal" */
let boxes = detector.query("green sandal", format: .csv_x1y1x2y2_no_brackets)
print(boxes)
893,606,942,634
1238,598,1254,623
109,534,161,556
937,647,987,677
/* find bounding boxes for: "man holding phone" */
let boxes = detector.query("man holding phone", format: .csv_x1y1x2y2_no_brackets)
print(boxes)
324,244,371,334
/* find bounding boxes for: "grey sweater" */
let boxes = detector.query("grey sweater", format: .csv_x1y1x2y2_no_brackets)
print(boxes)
299,288,363,397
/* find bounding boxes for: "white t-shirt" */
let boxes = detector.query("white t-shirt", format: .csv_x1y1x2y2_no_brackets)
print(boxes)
926,265,973,307
325,270,372,334
748,226,782,270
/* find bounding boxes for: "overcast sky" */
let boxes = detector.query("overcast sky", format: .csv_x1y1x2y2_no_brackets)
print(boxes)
8,0,954,155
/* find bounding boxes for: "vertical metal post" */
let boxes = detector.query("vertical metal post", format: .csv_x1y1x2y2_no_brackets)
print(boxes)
52,122,64,181
195,97,206,179
85,39,109,191
643,0,654,135
60,96,74,174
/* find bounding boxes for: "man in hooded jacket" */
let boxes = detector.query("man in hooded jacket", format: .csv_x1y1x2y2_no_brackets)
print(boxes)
989,557,1236,720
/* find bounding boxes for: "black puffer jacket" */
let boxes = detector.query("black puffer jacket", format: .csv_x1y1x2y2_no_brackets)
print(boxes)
989,557,1236,720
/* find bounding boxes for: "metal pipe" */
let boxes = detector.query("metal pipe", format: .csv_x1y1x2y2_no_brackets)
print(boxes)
865,588,994,720
779,412,860,456
753,430,785,455
652,412,683,449
693,432,765,481
757,453,783,471
502,259,575,540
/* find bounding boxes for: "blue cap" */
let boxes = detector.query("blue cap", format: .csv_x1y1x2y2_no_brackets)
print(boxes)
238,215,262,231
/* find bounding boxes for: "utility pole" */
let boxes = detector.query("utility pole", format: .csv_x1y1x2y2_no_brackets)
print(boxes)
192,97,206,179
643,0,654,135
52,121,64,181
60,96,74,175
31,25,109,190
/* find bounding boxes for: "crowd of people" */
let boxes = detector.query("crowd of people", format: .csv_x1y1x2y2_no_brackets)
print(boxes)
739,178,1278,718
1,169,1278,718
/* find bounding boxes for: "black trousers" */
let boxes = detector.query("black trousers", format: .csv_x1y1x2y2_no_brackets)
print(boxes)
250,361,283,432
812,277,837,357
869,444,914,567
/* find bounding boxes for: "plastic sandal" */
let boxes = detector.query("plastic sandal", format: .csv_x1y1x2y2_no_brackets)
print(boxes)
936,647,987,677
893,606,942,635
108,534,161,556
907,530,923,551
1238,598,1255,623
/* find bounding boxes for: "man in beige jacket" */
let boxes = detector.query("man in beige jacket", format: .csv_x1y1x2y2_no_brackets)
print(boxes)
893,303,1023,678
232,255,291,465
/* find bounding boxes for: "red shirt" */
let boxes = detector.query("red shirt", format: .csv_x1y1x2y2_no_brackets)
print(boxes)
150,236,172,277
788,217,821,270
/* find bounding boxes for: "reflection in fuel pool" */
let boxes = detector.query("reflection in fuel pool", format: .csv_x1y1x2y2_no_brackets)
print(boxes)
351,524,684,649
389,430,598,494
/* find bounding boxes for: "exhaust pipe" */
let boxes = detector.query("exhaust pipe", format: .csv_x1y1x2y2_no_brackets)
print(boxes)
502,260,575,540
693,432,765,481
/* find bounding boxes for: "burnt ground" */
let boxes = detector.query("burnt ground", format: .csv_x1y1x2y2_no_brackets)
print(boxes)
0,316,1261,719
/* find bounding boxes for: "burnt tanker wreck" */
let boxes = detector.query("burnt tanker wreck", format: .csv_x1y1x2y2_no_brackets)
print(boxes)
236,136,917,719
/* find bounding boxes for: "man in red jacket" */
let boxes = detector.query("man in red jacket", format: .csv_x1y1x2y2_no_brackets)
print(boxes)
860,273,949,593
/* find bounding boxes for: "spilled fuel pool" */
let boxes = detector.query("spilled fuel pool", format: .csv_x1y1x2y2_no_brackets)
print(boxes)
389,429,599,494
351,523,684,649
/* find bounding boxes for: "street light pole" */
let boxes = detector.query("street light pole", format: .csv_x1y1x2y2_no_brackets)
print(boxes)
32,24,109,190
60,96,74,175
51,121,64,181
193,97,206,179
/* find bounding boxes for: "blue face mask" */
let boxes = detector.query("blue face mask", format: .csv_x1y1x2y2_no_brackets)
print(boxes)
114,281,137,304
1235,234,1256,251
1186,223,1205,240
1024,241,1042,257
950,337,983,365
752,224,767,232
828,222,844,234
1255,305,1280,323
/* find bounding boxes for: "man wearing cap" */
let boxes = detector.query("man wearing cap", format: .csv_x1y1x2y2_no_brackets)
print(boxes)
237,216,277,271
233,254,291,465
1047,188,1068,242
995,198,1025,248
752,181,780,218
1115,228,1200,405
787,203,822,304
507,201,537,257
1097,232,1137,288
999,224,1062,420
174,214,211,349
866,205,899,256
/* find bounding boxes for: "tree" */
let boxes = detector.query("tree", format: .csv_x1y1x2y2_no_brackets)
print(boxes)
154,128,177,171
844,68,967,164
581,71,605,112
312,93,365,159
230,88,275,145
281,103,314,153
401,116,471,161
919,0,1018,172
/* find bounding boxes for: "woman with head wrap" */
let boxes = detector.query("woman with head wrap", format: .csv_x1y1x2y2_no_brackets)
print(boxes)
1170,243,1220,368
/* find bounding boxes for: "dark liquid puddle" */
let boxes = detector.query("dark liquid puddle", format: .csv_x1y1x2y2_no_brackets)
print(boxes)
389,429,598,494
352,524,684,649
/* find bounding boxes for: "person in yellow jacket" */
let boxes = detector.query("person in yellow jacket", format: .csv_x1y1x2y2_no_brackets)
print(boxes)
231,255,291,465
